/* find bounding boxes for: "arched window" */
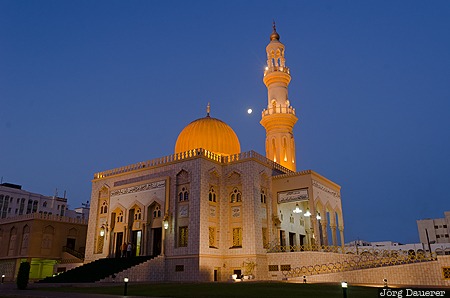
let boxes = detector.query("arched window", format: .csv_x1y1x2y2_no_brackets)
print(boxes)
260,189,266,204
32,200,38,213
134,208,142,220
43,201,47,208
117,211,123,222
26,199,33,214
178,187,189,202
209,187,217,202
19,198,25,215
153,205,161,218
100,201,108,214
230,188,241,203
272,138,277,162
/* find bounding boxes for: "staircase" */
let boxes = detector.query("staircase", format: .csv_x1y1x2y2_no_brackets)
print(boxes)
38,256,154,283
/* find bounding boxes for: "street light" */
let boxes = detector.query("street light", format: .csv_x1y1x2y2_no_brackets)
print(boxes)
1,274,5,283
124,277,129,296
341,281,348,298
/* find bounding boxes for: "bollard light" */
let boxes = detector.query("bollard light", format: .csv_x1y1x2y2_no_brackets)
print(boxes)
341,281,348,298
124,277,129,296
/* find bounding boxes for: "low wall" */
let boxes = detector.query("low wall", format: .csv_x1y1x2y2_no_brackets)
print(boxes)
270,253,450,287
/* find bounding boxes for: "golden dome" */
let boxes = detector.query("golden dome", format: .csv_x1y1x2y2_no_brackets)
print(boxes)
270,21,280,41
175,114,241,156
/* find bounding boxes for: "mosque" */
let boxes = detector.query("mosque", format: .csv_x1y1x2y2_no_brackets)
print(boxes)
84,25,345,282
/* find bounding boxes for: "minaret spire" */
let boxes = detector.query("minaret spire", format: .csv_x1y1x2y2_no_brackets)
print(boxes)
206,102,210,117
260,24,298,171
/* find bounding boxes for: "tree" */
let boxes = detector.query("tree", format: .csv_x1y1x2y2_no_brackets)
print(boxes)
16,262,30,290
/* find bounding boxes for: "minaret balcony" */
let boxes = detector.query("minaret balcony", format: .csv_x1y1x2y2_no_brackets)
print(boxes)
264,65,290,76
262,106,296,116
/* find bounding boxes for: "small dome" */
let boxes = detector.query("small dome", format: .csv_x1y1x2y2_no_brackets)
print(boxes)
270,30,280,41
175,116,241,156
270,22,280,41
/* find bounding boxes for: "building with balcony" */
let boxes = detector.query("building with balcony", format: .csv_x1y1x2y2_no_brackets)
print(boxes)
0,184,89,281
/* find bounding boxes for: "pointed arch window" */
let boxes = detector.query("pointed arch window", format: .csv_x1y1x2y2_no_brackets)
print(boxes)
178,187,189,202
134,208,142,220
230,188,242,203
209,187,217,202
100,201,108,214
116,211,124,223
260,189,266,204
153,205,161,218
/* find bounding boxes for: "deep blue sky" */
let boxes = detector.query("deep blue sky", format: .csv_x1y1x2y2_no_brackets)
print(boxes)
1,1,449,244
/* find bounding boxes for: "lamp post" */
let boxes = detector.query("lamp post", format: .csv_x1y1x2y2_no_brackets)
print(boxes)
1,274,4,283
341,281,348,298
124,277,129,296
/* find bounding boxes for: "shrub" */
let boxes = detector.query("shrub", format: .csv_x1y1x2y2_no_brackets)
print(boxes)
16,262,30,290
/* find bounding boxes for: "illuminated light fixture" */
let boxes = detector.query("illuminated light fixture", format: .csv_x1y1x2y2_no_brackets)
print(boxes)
265,66,269,70
316,213,322,220
304,209,311,217
341,281,348,298
99,226,105,237
124,277,129,296
292,203,302,214
163,215,169,230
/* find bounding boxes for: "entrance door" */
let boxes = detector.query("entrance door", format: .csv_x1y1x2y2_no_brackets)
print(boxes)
152,228,162,256
289,232,296,251
115,232,123,258
66,238,75,250
131,230,142,256
299,234,305,250
280,230,286,247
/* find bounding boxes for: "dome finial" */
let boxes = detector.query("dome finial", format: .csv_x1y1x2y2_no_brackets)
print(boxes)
206,102,210,117
270,20,280,41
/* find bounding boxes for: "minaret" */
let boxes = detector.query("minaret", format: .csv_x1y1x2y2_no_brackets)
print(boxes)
260,23,298,171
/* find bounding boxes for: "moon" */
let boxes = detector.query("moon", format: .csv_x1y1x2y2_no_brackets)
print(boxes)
247,108,253,114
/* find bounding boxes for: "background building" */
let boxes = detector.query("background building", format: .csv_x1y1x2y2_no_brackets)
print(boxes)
0,183,89,281
417,211,450,253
